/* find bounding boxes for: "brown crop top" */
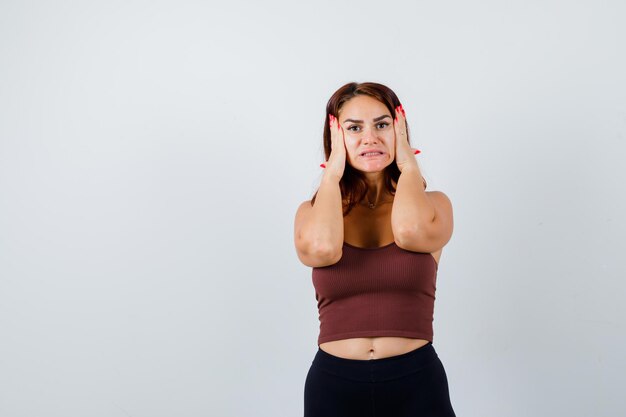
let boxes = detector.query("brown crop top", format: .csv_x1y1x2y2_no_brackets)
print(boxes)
312,241,438,346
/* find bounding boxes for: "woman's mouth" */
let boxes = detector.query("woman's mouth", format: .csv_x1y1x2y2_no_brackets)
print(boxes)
360,151,385,158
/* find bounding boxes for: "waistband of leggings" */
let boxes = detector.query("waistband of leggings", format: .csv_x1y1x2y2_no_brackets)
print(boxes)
312,341,439,382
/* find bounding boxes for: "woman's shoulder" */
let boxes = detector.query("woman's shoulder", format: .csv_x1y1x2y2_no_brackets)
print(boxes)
422,191,453,220
296,198,350,208
297,199,313,209
295,200,313,220
425,190,452,203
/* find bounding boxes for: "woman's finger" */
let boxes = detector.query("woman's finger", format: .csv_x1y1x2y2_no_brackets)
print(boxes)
394,105,404,139
329,113,345,153
324,113,346,177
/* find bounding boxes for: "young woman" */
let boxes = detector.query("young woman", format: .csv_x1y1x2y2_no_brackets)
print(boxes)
294,82,456,416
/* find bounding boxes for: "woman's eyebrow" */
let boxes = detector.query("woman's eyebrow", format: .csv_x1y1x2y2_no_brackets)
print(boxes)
342,115,391,123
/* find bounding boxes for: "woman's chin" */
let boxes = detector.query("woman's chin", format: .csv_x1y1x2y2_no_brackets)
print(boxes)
354,161,392,173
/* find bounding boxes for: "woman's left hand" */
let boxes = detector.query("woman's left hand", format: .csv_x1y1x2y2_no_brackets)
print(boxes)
394,105,420,173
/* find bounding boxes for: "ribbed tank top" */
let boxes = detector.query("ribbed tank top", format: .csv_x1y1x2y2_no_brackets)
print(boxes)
312,241,438,346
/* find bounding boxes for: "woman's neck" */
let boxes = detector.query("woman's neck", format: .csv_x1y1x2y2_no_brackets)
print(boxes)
362,172,389,205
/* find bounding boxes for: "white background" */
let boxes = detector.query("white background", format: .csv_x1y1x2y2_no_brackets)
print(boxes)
1,1,625,416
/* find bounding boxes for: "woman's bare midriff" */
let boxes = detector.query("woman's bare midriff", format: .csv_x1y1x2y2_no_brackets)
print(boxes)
319,336,430,360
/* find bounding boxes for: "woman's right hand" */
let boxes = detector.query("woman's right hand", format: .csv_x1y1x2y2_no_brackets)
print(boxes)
322,114,347,181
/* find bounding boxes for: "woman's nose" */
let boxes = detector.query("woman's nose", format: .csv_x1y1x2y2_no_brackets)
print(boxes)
362,127,380,143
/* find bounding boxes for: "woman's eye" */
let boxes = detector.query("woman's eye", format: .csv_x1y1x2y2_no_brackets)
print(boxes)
347,123,388,132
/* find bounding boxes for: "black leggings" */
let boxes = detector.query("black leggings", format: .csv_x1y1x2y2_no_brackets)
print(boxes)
304,342,456,417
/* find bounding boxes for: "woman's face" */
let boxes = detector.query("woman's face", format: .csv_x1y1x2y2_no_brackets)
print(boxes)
338,95,395,172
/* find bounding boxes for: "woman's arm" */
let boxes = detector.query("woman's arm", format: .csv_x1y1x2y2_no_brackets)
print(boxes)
391,105,453,253
391,164,453,253
294,115,346,267
294,172,344,267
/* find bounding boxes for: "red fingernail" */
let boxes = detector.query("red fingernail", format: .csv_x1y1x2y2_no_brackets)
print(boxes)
320,163,326,168
414,149,421,154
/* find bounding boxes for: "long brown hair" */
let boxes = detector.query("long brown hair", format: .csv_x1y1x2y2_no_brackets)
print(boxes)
311,81,427,216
